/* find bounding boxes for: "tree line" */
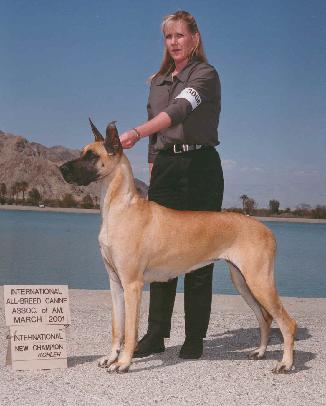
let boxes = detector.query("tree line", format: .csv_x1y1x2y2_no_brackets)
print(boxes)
0,181,99,209
223,194,326,219
0,181,325,218
225,194,326,219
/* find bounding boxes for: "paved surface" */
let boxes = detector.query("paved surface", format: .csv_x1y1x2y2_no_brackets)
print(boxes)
1,288,325,405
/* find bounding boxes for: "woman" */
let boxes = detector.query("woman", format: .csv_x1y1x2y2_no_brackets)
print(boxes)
120,10,224,359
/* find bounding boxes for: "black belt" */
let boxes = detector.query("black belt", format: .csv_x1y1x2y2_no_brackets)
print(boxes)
166,144,203,154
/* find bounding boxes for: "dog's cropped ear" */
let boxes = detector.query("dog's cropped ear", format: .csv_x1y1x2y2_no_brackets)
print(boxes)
105,121,122,155
89,118,104,142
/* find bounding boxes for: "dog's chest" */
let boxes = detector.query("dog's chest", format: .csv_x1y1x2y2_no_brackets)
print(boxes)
98,218,117,246
98,222,124,268
98,226,108,247
98,225,114,254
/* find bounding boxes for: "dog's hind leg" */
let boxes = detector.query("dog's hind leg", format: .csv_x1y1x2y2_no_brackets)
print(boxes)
98,267,125,369
241,261,296,373
228,262,273,360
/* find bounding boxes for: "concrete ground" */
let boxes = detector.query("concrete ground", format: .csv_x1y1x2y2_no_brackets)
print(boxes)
1,288,325,406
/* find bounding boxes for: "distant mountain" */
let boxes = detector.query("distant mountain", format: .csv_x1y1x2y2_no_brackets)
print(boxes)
0,131,148,202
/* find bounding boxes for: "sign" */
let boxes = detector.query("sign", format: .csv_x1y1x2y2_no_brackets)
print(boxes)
4,285,71,371
4,285,71,326
7,325,67,370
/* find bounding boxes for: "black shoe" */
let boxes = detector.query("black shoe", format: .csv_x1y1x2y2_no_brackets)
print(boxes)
133,333,165,358
179,337,203,359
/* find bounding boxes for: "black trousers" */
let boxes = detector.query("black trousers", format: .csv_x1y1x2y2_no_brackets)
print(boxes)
147,147,224,338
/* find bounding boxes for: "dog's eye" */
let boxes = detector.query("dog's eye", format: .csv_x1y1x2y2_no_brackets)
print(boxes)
84,150,98,161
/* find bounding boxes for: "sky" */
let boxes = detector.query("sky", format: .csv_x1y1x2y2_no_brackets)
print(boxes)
1,0,325,208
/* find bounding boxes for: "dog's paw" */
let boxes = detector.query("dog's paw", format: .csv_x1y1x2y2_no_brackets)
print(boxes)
272,361,294,374
106,361,131,373
248,348,266,360
98,356,110,368
98,349,120,368
98,355,117,368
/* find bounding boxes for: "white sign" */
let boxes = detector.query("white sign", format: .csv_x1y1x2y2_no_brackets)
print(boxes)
8,325,67,370
4,285,71,371
4,285,71,326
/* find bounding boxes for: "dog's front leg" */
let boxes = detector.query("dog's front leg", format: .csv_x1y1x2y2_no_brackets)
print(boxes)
98,270,125,369
107,279,143,373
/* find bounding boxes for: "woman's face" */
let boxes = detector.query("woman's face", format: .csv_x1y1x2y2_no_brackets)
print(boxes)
164,20,198,66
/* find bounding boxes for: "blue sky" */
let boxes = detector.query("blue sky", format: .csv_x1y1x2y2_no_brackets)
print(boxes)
1,0,325,208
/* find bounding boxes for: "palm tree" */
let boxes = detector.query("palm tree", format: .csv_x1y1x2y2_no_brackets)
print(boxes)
28,188,42,206
0,183,6,204
244,198,257,215
240,194,249,212
269,199,280,215
11,183,19,203
0,183,6,197
19,181,29,202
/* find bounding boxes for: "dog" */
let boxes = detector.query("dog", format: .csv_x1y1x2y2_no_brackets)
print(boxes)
60,120,296,374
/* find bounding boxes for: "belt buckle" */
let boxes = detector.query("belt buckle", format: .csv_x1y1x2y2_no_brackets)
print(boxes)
173,145,182,154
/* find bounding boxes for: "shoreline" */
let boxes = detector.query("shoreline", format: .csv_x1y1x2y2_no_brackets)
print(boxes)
0,204,100,215
1,204,326,223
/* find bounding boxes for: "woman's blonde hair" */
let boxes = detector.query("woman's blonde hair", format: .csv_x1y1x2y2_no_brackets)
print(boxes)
151,10,207,80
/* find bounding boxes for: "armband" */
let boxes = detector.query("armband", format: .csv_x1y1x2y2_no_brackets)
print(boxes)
175,87,201,110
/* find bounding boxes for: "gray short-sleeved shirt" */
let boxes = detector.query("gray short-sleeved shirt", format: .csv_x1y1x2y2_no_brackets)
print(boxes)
147,57,221,163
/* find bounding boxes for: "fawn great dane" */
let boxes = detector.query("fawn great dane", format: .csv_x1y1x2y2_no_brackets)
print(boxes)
60,120,296,373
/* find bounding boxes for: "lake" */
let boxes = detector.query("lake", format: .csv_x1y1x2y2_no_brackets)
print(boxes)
0,210,325,297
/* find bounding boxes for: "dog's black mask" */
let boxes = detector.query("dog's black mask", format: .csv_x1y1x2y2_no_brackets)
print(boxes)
60,151,100,186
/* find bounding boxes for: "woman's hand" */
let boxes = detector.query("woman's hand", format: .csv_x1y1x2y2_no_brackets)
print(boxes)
119,129,139,149
119,113,171,149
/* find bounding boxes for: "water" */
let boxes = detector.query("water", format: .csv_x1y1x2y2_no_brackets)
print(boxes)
0,210,325,297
